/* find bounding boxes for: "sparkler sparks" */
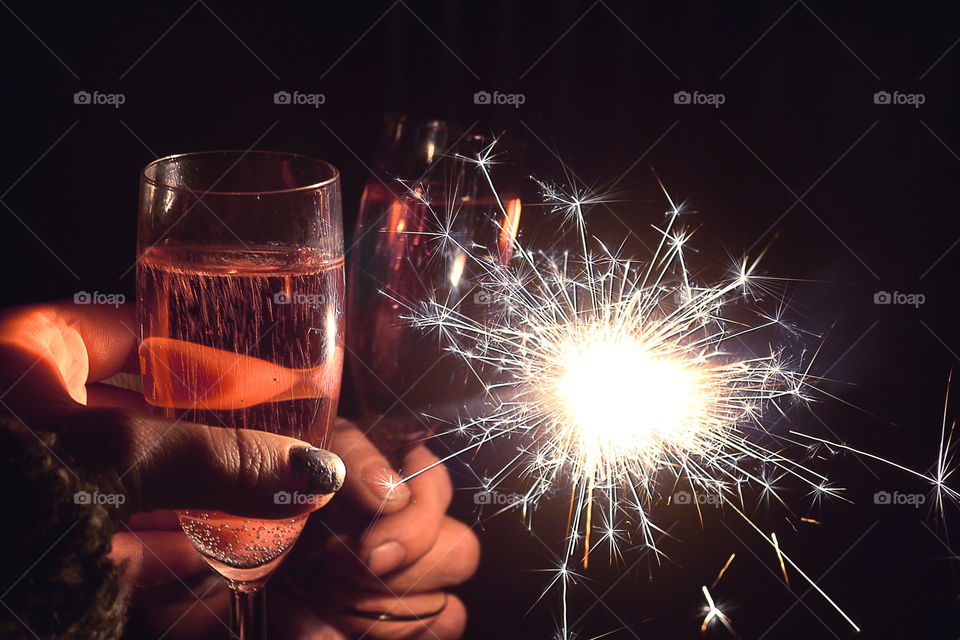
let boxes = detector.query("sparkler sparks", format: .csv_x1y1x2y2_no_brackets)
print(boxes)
701,585,739,638
378,141,959,637
401,159,823,525
710,553,736,590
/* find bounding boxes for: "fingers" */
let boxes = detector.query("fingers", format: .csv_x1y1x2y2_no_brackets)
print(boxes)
329,516,480,593
354,443,453,577
110,527,223,637
328,593,467,640
374,517,479,593
331,419,411,516
110,529,210,589
272,588,468,640
0,302,348,519
0,302,138,409
57,406,345,519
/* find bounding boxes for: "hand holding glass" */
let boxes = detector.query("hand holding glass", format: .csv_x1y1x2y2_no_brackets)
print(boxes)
137,151,344,639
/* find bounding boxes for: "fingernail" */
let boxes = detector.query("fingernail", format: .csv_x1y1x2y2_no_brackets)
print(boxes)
290,447,345,494
367,541,406,576
362,462,410,502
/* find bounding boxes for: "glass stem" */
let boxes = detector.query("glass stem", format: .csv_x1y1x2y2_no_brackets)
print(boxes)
229,581,267,640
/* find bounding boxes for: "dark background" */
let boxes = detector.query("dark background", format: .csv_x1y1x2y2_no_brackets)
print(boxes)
2,1,960,638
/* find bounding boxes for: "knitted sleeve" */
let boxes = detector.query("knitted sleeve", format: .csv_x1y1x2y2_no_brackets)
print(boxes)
0,413,126,640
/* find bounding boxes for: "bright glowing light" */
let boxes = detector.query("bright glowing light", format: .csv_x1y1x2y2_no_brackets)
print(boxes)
551,331,708,472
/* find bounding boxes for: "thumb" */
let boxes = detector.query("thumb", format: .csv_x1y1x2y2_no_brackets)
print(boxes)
57,407,345,519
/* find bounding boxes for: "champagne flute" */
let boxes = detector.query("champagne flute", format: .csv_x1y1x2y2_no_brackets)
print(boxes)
136,150,344,639
347,115,522,465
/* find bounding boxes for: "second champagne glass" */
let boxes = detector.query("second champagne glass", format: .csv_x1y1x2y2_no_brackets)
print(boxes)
348,115,522,464
136,150,344,639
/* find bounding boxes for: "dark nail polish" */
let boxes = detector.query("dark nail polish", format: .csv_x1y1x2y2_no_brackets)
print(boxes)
290,447,345,494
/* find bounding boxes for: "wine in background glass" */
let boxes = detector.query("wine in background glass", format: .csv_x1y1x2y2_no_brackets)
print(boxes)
278,117,523,620
137,151,344,639
347,115,522,464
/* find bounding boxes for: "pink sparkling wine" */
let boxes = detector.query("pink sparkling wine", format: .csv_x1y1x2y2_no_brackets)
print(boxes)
138,244,343,583
348,181,520,438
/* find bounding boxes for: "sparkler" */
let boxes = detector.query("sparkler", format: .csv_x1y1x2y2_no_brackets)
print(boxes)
790,370,960,521
381,140,958,637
